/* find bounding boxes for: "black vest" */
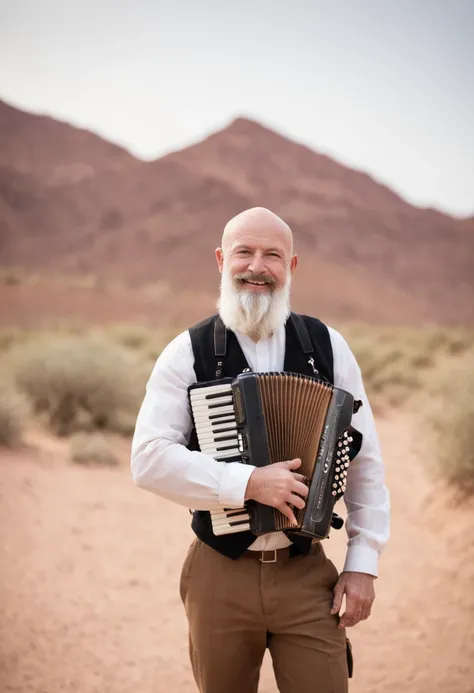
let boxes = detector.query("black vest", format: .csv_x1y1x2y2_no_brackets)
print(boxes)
188,313,334,560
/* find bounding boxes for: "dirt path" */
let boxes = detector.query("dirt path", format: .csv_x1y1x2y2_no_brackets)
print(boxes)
1,413,473,693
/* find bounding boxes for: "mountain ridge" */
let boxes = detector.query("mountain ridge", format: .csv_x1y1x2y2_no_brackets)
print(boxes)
1,97,472,324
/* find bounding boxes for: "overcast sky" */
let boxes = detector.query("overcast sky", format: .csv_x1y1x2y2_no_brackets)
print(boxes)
1,0,473,217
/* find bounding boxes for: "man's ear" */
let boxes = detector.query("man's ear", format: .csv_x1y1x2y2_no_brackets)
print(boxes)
215,247,224,273
290,254,298,274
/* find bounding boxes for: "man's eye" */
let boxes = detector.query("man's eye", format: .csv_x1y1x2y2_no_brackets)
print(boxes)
268,252,280,257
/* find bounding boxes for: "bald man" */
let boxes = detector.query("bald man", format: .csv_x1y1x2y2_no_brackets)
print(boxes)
131,208,390,693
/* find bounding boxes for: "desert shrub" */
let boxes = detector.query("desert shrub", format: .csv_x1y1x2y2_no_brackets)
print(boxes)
0,381,28,447
337,325,474,408
108,324,152,350
0,268,22,285
107,409,140,436
5,334,148,435
422,353,474,496
107,324,177,363
70,432,118,466
0,327,30,353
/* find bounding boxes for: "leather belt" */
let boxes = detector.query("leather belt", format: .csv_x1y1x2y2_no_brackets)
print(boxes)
242,542,321,564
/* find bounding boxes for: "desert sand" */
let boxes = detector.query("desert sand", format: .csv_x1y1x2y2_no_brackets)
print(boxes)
1,412,473,693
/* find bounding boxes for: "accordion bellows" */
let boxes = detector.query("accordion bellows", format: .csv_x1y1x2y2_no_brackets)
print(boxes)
255,373,333,530
188,371,362,539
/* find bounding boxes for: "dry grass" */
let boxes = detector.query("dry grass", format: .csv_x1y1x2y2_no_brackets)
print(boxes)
0,381,28,447
70,432,118,466
1,322,473,441
421,352,474,496
337,325,474,409
3,334,150,436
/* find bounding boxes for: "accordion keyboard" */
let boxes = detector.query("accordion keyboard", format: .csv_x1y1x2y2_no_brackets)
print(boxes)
189,382,250,535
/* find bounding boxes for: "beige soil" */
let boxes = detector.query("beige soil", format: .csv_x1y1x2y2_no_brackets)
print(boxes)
1,413,473,693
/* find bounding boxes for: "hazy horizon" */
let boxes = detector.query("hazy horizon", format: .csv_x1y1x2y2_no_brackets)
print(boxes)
1,0,473,217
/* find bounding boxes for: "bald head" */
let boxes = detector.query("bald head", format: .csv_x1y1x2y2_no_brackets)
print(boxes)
221,207,293,255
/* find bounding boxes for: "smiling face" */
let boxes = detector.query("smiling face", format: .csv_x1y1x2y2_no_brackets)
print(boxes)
216,208,296,292
215,208,298,341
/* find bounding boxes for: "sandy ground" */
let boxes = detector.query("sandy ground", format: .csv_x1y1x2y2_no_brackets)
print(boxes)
1,413,473,693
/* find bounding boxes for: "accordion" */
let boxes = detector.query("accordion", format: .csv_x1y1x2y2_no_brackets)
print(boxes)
188,371,362,540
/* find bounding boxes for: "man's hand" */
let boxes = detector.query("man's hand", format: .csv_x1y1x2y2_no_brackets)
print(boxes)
244,458,308,525
331,572,375,629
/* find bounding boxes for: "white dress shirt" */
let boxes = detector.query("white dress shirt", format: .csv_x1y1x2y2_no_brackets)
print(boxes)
131,323,390,577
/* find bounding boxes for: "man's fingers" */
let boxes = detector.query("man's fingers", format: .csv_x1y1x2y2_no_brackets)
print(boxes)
287,493,305,510
277,503,298,526
339,614,361,629
338,604,362,628
291,479,309,497
283,458,302,470
331,580,345,615
291,472,308,484
338,600,366,628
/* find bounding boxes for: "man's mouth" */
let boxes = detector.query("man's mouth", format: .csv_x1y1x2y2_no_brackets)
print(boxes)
236,274,274,288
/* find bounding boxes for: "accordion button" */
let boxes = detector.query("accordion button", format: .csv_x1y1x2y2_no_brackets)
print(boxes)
332,483,337,489
332,491,337,496
348,437,353,442
335,467,340,472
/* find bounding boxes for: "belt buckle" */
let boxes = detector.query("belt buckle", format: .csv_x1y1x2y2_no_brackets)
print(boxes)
260,549,277,564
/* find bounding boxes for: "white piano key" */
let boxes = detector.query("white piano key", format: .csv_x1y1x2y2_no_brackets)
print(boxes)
210,506,247,515
211,515,250,527
195,422,237,434
192,406,235,421
210,507,248,517
191,396,233,410
190,384,233,399
213,522,250,535
197,432,238,444
200,446,240,456
210,512,250,522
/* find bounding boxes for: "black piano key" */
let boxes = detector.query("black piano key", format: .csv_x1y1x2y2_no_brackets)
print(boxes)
208,399,233,410
222,509,248,518
209,412,236,421
205,391,233,400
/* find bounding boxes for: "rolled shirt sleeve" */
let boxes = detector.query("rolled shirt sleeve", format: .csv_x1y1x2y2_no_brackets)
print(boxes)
131,330,255,510
329,327,391,577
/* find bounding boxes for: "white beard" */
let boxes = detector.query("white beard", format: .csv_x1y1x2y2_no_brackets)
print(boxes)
217,266,291,341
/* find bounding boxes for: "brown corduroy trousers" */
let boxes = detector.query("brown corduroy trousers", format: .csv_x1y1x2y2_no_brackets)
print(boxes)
180,539,349,693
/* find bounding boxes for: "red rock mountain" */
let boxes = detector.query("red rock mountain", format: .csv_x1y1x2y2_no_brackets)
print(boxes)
1,98,473,324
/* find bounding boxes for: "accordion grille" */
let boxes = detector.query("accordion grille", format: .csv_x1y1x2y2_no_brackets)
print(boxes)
258,373,332,531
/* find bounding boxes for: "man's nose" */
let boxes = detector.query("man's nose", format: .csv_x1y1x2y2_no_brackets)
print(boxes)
248,254,266,274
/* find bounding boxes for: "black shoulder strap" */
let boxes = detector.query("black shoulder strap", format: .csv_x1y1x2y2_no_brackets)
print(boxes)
213,316,227,378
213,316,227,357
290,313,314,355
